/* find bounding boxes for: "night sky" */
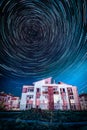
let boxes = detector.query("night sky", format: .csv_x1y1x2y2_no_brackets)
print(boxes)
0,0,87,97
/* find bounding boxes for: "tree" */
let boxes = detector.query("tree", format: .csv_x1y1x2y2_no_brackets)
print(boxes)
0,100,6,110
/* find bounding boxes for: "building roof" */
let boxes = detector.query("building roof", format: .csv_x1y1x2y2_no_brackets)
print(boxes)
0,93,7,96
33,77,52,84
23,85,34,88
79,93,87,97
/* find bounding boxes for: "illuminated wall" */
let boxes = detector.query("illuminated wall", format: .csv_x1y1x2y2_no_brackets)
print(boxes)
20,78,80,110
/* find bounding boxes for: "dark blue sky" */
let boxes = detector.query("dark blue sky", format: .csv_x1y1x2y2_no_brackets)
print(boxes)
0,0,87,97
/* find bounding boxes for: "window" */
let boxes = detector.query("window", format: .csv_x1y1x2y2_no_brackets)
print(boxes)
27,95,33,99
45,95,48,98
71,104,76,110
28,88,34,92
54,91,59,94
54,88,57,91
37,88,40,92
8,97,10,100
45,88,48,91
67,88,73,94
36,94,40,98
45,81,48,84
60,88,62,92
42,91,48,94
26,104,33,109
70,95,74,99
63,88,65,92
64,95,66,100
22,88,27,93
60,88,65,93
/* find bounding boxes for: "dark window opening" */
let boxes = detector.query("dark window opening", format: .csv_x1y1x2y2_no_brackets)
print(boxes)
37,88,40,92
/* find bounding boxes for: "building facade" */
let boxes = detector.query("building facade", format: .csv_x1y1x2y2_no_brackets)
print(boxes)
0,92,20,110
11,96,20,110
79,93,87,110
20,78,80,110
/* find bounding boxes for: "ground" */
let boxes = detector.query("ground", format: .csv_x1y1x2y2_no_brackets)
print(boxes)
0,109,87,130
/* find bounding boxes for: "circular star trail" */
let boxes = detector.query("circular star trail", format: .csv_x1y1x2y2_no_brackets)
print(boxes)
0,0,87,80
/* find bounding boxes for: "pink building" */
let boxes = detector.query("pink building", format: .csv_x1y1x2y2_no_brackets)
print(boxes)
10,96,20,110
20,78,80,110
0,92,20,110
79,93,87,110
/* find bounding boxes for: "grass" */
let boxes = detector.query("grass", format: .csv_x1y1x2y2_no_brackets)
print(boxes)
0,109,87,130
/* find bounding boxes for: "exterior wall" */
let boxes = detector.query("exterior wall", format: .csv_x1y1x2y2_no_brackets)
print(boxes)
40,85,48,109
20,86,33,110
20,78,80,110
0,92,20,110
58,84,69,110
72,87,81,110
0,93,12,110
79,94,87,110
11,97,20,110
